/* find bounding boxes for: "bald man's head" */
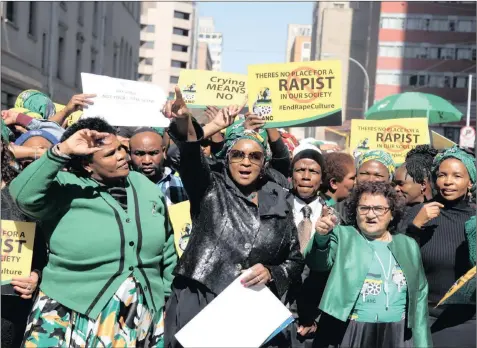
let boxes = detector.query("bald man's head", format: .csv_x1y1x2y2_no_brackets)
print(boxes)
129,131,165,183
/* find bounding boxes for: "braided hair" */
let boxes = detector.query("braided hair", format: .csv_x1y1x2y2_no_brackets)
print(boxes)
404,145,438,184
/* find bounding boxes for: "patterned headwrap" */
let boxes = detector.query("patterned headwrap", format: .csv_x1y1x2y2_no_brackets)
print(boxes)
357,149,396,179
278,129,299,154
216,120,271,161
15,89,56,120
432,145,476,190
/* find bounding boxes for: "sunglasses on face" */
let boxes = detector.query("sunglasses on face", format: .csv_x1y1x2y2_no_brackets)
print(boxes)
228,150,264,166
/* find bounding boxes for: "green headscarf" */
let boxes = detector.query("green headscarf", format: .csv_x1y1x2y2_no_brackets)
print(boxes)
357,149,396,179
15,89,56,120
432,146,476,188
216,120,270,161
1,119,14,143
465,216,476,266
151,127,166,137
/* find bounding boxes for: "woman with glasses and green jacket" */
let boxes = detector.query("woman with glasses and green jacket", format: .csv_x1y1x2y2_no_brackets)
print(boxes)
304,181,431,348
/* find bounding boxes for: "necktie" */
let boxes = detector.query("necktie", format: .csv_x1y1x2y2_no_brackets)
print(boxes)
298,205,313,252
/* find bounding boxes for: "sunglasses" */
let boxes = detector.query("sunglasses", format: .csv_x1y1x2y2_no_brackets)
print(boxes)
228,150,264,166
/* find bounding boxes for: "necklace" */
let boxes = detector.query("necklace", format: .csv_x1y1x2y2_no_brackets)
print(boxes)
247,192,257,201
362,232,393,311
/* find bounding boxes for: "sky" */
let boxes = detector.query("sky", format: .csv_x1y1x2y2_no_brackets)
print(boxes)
198,2,313,74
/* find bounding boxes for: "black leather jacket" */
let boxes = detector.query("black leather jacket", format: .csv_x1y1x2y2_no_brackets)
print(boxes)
168,120,304,298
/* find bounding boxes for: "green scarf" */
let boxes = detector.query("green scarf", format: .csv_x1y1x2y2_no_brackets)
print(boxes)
15,89,56,120
432,146,476,191
357,149,396,179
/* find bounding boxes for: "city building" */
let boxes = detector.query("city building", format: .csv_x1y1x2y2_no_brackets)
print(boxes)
1,1,140,108
375,1,476,142
311,2,381,123
196,41,213,71
286,24,312,62
139,1,197,98
198,17,223,71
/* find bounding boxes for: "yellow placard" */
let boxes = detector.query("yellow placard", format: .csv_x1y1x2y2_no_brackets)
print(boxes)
247,60,342,128
350,118,430,164
168,201,192,258
431,130,456,150
1,220,36,285
178,69,247,108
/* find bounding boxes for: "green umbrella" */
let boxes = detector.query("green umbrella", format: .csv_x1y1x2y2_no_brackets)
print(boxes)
365,92,462,124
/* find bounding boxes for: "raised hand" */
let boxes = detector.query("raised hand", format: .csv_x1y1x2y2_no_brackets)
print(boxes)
58,129,111,156
243,112,266,131
413,202,444,228
163,86,190,119
315,206,338,235
1,109,20,126
64,94,96,114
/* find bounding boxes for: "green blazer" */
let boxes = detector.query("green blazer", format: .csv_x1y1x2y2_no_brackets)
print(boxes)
9,149,177,319
303,225,432,348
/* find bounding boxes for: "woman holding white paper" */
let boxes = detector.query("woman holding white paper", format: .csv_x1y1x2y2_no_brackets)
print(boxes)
163,88,303,348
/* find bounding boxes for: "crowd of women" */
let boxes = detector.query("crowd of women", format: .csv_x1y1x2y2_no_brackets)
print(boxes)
1,87,475,348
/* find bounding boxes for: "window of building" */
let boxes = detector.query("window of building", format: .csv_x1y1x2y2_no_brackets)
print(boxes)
406,18,422,30
205,34,211,38
454,76,467,88
302,57,310,62
41,33,48,73
172,44,188,52
27,2,37,36
93,2,99,36
144,25,155,33
199,34,204,38
171,60,187,68
174,11,190,20
142,58,153,65
303,42,311,49
169,91,176,99
457,47,472,60
139,74,152,82
473,48,476,61
75,49,82,87
91,51,96,73
5,2,16,22
457,20,473,32
141,41,154,49
173,27,189,36
334,3,345,9
57,37,65,79
170,76,179,84
423,18,431,31
1,91,16,110
380,17,405,29
78,2,84,25
449,20,456,32
60,1,67,10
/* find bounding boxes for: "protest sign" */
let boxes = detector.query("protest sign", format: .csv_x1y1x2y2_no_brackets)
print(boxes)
1,220,36,296
81,73,170,127
168,201,192,258
350,118,430,164
178,70,248,109
247,60,342,128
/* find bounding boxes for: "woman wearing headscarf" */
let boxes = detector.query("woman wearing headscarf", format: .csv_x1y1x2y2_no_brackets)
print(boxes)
9,117,176,347
14,90,57,120
163,91,303,348
399,145,476,348
356,150,396,184
305,181,431,348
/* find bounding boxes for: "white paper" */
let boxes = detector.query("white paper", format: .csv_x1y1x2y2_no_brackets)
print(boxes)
175,272,293,348
81,73,170,127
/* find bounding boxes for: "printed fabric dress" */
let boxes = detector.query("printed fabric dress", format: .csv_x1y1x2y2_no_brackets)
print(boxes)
23,277,164,348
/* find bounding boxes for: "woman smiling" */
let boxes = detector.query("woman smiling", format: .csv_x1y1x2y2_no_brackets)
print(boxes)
304,182,431,348
400,146,476,348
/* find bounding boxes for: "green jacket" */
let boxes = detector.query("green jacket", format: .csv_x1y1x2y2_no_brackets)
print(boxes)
9,149,177,319
304,225,432,348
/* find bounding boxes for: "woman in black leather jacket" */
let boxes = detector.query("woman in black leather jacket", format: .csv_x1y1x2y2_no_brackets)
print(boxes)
163,93,304,348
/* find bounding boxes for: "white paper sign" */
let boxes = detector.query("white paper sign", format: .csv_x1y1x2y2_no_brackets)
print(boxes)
175,272,293,348
81,73,170,127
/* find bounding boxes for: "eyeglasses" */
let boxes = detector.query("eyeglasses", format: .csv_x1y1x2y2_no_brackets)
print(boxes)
228,150,264,166
357,205,390,216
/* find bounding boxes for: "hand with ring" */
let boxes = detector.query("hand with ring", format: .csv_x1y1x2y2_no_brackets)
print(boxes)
11,271,39,299
240,263,272,288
